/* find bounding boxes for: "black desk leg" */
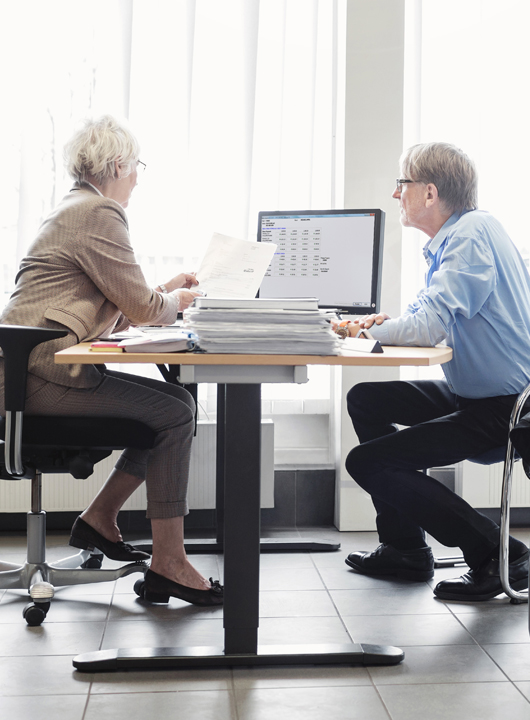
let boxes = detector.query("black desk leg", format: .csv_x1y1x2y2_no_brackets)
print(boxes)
223,384,261,654
215,384,226,547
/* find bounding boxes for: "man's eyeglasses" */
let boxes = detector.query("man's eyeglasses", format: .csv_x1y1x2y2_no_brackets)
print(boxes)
137,160,147,174
395,178,415,193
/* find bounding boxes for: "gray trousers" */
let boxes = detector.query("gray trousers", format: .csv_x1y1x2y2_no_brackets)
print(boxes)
0,364,195,519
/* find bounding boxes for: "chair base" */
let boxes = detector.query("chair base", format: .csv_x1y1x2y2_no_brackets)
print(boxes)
434,555,467,569
0,554,147,624
0,508,148,625
0,554,148,593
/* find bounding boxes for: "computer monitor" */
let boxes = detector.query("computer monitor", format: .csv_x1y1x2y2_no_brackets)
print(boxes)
257,208,385,315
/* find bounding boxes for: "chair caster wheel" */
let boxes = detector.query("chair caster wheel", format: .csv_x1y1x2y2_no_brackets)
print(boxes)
134,579,146,598
81,553,104,569
23,601,51,626
510,596,527,605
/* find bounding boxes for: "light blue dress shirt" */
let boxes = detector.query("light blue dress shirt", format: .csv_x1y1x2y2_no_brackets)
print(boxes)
368,210,530,398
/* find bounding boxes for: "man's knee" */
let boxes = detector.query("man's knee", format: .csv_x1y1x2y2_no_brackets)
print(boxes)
346,382,377,423
346,442,381,481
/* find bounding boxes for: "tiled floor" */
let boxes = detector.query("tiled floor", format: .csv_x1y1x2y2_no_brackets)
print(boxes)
1,527,530,719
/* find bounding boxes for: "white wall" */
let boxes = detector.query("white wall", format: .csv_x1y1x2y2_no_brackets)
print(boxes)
333,0,406,530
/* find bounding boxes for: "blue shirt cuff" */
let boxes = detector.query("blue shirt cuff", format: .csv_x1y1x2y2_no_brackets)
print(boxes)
365,321,391,344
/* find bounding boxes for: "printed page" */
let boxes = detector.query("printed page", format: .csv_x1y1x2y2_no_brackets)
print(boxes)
196,232,277,298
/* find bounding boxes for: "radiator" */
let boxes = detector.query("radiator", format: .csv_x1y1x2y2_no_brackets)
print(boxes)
456,459,530,509
0,420,274,513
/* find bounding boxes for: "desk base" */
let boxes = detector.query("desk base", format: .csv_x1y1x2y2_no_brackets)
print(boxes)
73,643,404,672
134,538,341,554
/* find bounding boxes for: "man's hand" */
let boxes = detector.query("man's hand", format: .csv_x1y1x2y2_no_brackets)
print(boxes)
331,312,390,338
356,312,391,329
331,319,363,338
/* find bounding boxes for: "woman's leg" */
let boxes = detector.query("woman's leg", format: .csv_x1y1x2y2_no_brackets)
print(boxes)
150,516,210,590
80,372,211,589
80,468,210,590
20,370,213,590
80,468,144,543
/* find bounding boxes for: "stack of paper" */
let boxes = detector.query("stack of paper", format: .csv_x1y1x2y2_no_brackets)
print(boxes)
184,298,340,355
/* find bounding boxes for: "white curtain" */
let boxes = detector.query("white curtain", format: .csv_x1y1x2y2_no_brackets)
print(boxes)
127,0,340,286
1,0,342,406
401,0,530,383
1,0,133,295
403,0,530,300
1,0,342,295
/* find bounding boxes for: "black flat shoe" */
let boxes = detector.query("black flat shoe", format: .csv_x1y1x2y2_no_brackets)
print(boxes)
345,543,434,581
140,569,224,606
433,550,529,601
69,516,151,562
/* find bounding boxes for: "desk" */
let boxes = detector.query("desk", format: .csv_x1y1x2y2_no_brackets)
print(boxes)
55,344,452,671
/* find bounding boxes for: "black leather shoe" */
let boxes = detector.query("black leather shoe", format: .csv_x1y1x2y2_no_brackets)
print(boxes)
434,550,529,601
69,516,151,562
345,543,434,581
142,569,224,606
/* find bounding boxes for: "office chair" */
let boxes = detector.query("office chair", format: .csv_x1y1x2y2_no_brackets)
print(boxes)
432,388,530,605
0,324,156,625
432,448,513,569
498,385,530,604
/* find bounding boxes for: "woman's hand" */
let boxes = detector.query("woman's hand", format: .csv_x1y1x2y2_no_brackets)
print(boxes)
157,273,199,294
169,272,199,290
172,272,199,290
174,288,202,311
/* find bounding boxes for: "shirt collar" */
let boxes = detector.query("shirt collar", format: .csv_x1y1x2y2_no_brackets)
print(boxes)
422,212,462,262
73,180,104,197
83,181,104,197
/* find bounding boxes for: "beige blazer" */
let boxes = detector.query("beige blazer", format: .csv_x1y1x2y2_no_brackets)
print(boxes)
0,183,179,387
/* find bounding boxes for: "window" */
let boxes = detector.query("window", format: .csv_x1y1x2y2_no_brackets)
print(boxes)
2,0,346,411
401,0,530,381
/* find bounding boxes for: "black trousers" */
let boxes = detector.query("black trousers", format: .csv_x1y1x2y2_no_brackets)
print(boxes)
346,379,521,569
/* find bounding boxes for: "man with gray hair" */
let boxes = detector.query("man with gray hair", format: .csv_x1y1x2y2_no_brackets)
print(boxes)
338,142,530,601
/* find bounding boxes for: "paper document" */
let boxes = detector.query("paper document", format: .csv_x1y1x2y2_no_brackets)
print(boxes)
118,331,198,353
196,232,276,298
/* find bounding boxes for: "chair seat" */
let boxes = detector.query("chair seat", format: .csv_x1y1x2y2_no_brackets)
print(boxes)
0,415,156,449
0,415,157,479
469,446,510,465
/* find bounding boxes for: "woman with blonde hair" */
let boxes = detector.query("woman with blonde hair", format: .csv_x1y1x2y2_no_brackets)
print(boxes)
0,115,222,606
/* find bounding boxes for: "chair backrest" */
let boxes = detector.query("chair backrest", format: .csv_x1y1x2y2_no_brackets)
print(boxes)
0,325,68,413
510,415,530,478
0,325,68,476
0,324,156,480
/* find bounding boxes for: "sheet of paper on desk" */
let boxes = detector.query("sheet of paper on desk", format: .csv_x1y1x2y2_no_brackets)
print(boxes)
195,232,276,298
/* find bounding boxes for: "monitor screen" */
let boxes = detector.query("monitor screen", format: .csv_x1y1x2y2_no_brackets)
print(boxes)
257,209,385,315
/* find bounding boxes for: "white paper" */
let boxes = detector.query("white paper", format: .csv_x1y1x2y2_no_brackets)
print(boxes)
195,232,277,298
